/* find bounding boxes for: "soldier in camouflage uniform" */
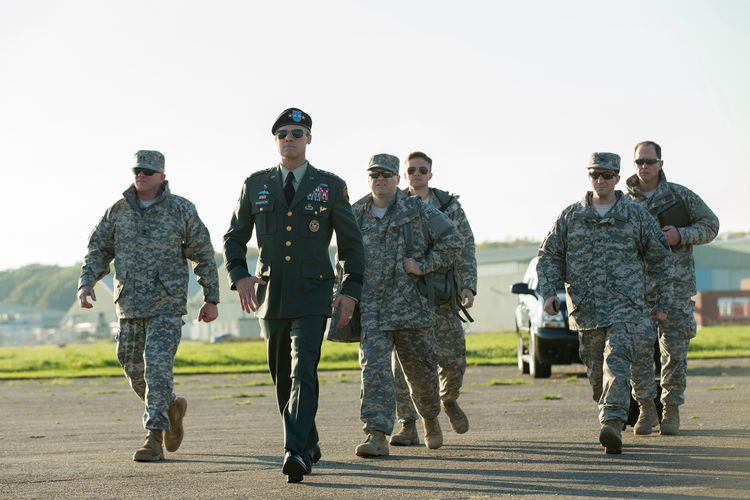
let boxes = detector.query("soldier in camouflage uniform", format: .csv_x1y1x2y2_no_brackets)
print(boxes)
78,150,219,462
537,152,674,454
391,151,477,446
626,141,719,435
352,153,463,458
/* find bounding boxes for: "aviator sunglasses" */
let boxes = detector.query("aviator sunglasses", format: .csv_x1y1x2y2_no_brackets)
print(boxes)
133,168,158,176
275,128,306,140
407,166,430,175
369,171,395,179
634,158,661,166
589,171,617,180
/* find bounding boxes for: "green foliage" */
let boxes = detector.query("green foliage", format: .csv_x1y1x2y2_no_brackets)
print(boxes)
0,264,81,311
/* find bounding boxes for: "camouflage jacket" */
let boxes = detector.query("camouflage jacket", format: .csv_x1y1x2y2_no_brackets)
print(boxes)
404,187,478,294
537,191,674,331
352,190,463,331
78,182,220,319
626,170,719,299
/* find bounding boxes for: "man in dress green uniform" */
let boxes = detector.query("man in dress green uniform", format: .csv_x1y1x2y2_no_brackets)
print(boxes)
223,108,365,483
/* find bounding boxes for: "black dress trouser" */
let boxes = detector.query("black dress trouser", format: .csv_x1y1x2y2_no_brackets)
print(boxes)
261,316,326,456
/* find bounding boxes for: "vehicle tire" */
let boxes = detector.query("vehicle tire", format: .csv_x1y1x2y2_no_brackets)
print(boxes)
529,332,551,379
517,336,529,374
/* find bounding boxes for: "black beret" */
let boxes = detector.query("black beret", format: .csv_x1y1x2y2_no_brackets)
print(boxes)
271,108,312,135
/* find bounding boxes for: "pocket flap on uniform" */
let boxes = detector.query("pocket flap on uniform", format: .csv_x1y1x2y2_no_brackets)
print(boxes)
302,260,334,280
252,200,275,214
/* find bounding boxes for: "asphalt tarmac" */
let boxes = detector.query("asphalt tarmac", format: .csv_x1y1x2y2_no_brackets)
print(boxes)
1,358,748,499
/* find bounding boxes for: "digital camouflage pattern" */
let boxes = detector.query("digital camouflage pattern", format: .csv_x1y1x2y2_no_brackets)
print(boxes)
117,316,183,429
78,182,220,318
393,302,466,423
536,191,674,331
578,320,657,423
393,187,476,422
360,328,439,434
79,180,218,432
133,150,165,172
587,152,621,172
352,189,463,332
537,190,675,424
626,170,719,300
626,170,718,406
353,189,462,434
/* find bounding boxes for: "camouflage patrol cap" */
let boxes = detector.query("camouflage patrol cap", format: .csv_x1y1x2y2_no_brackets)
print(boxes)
587,152,620,172
271,107,312,134
367,153,399,174
133,150,165,172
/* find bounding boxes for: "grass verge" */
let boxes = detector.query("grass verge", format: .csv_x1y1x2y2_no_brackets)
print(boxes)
1,325,748,379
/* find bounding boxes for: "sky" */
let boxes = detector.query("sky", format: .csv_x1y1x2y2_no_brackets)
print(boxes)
1,0,749,271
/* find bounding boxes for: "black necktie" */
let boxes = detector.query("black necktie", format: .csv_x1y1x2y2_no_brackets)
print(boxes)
284,171,295,204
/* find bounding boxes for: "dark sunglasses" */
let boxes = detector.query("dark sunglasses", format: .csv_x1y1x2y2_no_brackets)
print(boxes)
634,158,661,166
133,168,158,176
589,171,617,180
275,128,306,140
407,166,429,175
369,171,395,179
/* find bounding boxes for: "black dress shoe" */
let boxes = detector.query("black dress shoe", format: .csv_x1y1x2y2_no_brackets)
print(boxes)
310,443,322,464
282,451,307,483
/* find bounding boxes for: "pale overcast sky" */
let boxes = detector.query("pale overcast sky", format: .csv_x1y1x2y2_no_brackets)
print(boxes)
1,0,749,271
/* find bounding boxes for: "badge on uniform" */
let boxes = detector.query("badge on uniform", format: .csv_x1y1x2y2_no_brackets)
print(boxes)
307,183,330,203
309,220,320,232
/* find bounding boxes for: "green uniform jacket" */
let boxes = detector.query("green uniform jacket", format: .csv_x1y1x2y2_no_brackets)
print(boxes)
626,170,719,300
223,164,365,319
78,182,220,319
537,191,675,331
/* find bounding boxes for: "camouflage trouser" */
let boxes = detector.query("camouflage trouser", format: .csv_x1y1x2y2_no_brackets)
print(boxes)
116,316,183,430
578,320,656,423
392,304,466,423
657,299,697,406
359,327,440,435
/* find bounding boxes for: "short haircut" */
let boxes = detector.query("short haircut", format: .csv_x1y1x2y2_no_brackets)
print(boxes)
406,151,432,168
634,141,662,159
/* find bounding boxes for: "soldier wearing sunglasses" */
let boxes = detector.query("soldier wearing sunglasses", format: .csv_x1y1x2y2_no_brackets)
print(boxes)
223,108,365,483
351,153,463,458
625,141,719,436
536,152,675,455
77,150,220,462
390,151,477,447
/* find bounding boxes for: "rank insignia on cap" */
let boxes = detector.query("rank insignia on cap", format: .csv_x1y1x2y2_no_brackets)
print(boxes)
309,220,320,233
292,109,303,122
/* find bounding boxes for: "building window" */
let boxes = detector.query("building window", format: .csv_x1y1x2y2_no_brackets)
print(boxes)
717,297,750,320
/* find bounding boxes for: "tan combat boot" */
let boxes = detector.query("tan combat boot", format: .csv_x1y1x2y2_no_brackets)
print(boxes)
133,429,164,462
633,400,659,436
660,404,680,435
442,401,469,434
165,397,187,452
599,420,622,454
355,430,389,458
423,417,443,449
390,420,420,446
